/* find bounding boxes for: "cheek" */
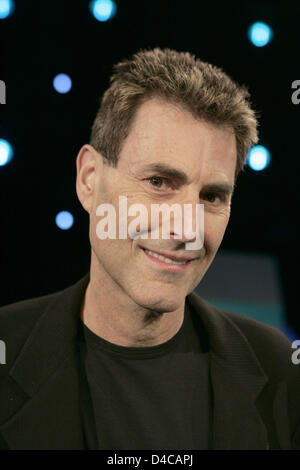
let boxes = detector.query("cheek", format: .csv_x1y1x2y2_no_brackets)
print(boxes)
204,213,230,252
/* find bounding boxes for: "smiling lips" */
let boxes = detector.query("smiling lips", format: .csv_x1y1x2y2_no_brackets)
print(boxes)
143,248,188,264
140,246,195,270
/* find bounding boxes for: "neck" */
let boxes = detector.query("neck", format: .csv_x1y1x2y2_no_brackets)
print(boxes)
80,254,185,347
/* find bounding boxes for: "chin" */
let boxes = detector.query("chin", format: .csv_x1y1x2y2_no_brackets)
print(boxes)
131,289,184,314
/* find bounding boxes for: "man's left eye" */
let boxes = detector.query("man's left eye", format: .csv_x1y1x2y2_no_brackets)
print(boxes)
204,193,221,203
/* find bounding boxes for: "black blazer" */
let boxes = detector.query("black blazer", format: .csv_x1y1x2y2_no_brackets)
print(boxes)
0,273,299,450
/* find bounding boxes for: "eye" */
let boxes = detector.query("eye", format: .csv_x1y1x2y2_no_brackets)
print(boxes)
204,192,221,204
148,176,169,189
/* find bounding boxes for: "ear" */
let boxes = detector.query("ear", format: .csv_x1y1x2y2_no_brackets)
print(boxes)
76,144,103,214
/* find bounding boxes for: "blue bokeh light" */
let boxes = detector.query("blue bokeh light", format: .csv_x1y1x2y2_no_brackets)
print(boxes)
89,0,117,22
55,211,74,230
53,74,72,94
247,145,271,171
0,0,14,19
248,22,273,47
0,139,13,166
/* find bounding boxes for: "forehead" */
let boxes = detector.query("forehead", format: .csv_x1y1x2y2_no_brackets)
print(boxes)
118,98,237,183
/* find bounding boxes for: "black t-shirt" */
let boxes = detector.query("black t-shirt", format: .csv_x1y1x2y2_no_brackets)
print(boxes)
77,300,213,450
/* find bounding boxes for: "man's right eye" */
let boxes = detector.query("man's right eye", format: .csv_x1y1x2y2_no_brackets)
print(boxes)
148,176,168,189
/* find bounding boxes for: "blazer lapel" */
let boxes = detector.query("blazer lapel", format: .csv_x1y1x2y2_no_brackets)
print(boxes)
209,352,269,449
187,293,270,449
273,380,292,449
0,275,90,450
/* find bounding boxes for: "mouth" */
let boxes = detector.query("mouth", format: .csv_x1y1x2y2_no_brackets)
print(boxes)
140,247,194,271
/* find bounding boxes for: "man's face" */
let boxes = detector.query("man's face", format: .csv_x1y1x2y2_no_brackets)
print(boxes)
87,98,236,313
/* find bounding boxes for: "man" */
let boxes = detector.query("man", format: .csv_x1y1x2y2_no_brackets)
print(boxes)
0,48,299,450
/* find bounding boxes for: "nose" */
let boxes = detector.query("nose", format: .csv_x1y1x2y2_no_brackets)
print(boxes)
174,203,204,250
164,198,205,251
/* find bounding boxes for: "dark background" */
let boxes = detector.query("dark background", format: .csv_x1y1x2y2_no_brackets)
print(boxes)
0,1,299,334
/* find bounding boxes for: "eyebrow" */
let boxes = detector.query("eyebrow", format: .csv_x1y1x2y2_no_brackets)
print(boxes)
141,163,189,184
140,162,235,195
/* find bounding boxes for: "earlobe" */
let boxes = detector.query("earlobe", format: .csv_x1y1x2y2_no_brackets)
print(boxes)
76,144,98,214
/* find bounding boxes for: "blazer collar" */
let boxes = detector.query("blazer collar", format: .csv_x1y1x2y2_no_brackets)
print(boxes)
0,274,286,449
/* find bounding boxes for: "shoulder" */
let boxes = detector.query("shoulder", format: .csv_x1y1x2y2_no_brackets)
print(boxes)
0,290,63,373
0,280,83,378
224,309,292,358
189,292,298,379
0,289,65,330
222,308,300,390
0,273,89,333
0,274,89,374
